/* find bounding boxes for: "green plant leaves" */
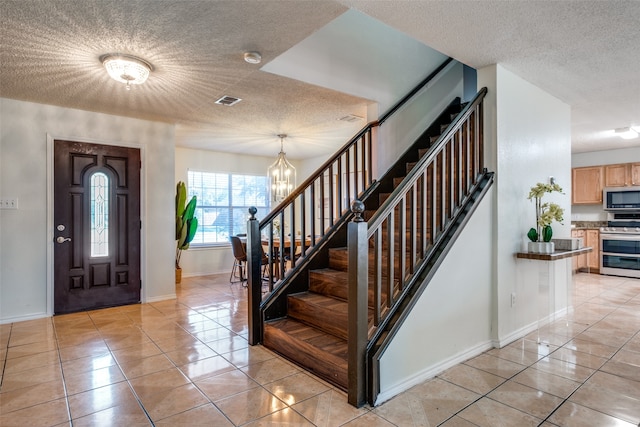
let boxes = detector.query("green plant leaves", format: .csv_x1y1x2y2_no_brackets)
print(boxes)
175,181,198,266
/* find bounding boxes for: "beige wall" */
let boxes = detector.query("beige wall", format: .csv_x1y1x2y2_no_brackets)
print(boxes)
0,98,175,323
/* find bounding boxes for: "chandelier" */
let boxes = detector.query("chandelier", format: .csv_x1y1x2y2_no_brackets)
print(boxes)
100,54,153,90
268,134,296,203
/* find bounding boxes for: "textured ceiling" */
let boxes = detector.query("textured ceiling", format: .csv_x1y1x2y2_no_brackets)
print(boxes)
344,0,640,154
2,0,639,158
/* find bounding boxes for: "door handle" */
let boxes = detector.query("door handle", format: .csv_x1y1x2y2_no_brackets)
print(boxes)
56,236,72,243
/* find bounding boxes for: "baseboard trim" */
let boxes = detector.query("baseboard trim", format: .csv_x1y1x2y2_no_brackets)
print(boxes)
493,306,573,348
375,339,494,406
144,293,177,303
0,312,49,325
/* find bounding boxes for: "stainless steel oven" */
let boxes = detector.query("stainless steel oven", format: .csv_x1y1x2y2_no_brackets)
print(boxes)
600,214,640,278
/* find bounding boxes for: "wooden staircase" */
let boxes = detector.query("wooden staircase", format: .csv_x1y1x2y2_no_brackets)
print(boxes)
262,102,467,390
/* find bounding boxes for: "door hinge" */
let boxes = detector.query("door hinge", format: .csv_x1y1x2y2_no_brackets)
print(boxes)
140,220,142,229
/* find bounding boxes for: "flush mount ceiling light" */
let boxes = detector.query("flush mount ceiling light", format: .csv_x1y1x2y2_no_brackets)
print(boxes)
243,51,262,64
614,127,639,140
100,53,153,90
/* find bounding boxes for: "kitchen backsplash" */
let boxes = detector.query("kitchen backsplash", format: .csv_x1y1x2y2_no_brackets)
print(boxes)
571,204,608,222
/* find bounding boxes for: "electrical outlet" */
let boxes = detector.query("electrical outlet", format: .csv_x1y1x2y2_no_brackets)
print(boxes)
0,198,18,209
511,292,516,307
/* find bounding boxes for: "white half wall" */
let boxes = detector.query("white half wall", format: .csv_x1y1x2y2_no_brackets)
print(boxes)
0,98,175,323
479,65,572,345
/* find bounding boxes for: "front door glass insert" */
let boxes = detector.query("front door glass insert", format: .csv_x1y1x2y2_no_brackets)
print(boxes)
90,172,109,257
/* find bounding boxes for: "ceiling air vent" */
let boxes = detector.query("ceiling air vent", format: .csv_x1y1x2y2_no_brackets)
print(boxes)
339,114,364,123
215,96,242,106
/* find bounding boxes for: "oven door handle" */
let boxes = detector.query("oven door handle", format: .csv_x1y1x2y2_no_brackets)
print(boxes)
600,233,640,241
602,252,640,258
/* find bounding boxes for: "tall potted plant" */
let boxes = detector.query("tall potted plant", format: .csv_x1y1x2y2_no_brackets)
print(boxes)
175,181,198,284
527,182,564,253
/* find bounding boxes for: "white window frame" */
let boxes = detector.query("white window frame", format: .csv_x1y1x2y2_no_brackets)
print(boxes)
187,170,269,246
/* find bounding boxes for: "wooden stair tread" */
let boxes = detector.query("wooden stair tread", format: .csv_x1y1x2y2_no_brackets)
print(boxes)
265,318,347,353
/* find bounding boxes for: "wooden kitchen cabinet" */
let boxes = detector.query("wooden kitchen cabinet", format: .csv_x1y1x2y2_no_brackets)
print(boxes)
604,163,640,187
631,163,640,186
571,229,587,272
571,228,600,273
585,229,600,273
572,166,603,204
604,163,629,187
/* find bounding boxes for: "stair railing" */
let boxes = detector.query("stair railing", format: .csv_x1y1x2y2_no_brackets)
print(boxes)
246,126,374,344
247,58,455,345
347,87,488,406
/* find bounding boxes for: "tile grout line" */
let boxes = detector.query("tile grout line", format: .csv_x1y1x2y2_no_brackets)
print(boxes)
52,317,75,426
433,297,618,426
538,305,640,426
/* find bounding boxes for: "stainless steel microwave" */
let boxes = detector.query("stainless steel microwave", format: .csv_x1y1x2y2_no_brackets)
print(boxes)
603,186,640,211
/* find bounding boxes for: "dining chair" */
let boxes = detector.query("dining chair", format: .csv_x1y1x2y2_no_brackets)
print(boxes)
229,235,247,283
283,234,302,267
230,235,270,284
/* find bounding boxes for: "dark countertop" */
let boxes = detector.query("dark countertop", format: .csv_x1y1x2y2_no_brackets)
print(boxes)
516,247,593,261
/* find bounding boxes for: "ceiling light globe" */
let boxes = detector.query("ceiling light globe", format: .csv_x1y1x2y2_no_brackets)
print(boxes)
101,54,152,86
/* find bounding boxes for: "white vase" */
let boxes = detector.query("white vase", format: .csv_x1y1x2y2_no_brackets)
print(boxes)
528,241,555,254
541,242,555,254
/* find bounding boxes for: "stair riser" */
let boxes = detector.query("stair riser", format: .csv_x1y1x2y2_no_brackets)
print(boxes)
309,270,385,307
264,324,348,390
324,247,420,270
288,294,348,339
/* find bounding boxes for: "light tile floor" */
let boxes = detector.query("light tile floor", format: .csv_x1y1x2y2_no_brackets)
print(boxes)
1,273,639,426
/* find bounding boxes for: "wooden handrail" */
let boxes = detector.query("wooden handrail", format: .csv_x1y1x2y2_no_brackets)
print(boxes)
378,57,454,126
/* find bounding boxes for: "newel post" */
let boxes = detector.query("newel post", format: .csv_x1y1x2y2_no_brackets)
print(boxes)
348,200,368,407
246,206,262,345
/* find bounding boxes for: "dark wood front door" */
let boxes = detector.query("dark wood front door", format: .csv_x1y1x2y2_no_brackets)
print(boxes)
54,140,141,314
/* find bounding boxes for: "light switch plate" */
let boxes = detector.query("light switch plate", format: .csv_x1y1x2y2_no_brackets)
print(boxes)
0,198,18,209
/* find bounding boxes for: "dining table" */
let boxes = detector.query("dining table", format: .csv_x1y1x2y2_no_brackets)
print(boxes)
261,235,313,279
238,234,315,280
261,235,312,249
